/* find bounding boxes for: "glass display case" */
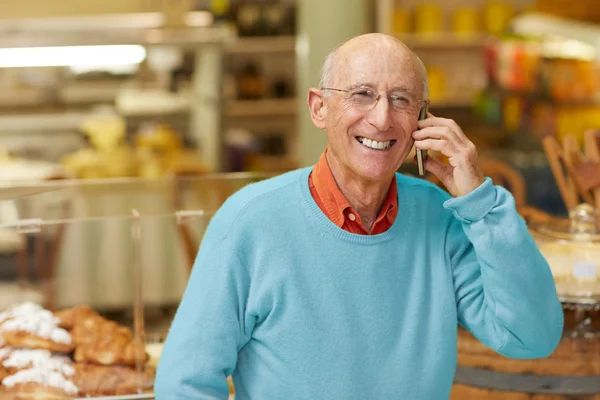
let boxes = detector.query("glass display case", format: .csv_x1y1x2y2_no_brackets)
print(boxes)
0,173,273,398
530,203,600,304
529,203,600,342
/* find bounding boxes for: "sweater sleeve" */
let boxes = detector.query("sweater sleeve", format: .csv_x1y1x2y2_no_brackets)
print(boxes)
154,230,253,399
443,178,564,359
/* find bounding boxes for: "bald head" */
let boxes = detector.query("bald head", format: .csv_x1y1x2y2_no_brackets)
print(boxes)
319,33,429,99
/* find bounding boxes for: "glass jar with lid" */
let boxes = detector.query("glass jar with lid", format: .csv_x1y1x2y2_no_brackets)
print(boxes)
529,203,600,303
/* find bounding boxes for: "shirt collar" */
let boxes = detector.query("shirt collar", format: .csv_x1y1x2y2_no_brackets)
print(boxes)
311,148,398,229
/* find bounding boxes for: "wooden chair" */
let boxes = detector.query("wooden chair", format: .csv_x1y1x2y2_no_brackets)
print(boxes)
426,155,551,224
479,157,526,208
480,157,554,223
543,130,600,216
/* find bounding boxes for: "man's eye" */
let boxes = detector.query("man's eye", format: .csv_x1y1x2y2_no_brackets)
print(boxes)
353,90,372,97
391,96,410,107
391,96,409,103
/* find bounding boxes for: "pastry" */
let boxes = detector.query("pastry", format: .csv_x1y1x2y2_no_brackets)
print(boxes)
56,305,147,366
0,303,45,325
0,349,74,377
70,311,132,345
73,363,154,397
0,383,75,400
0,348,7,383
74,337,142,366
0,368,78,399
1,326,73,354
53,305,97,331
0,303,73,353
71,312,145,366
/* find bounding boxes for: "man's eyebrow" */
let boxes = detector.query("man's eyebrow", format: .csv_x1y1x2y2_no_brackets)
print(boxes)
389,85,415,93
347,82,374,90
346,83,416,94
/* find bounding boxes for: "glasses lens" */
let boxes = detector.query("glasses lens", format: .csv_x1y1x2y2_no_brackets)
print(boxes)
350,90,376,108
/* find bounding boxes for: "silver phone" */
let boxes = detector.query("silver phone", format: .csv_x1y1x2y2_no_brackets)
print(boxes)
416,104,429,176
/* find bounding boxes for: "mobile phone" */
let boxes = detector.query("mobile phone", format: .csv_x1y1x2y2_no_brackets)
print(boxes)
416,104,429,176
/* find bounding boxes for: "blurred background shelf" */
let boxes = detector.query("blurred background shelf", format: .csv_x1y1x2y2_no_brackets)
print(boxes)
224,35,296,54
431,92,479,109
226,98,296,118
395,32,490,49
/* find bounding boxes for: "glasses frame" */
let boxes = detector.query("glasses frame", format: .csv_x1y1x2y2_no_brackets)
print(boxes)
321,87,430,114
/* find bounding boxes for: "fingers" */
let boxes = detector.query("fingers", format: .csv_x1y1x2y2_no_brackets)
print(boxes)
412,126,461,144
414,138,450,153
414,112,485,197
417,115,468,145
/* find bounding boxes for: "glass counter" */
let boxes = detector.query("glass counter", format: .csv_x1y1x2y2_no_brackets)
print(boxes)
0,173,273,398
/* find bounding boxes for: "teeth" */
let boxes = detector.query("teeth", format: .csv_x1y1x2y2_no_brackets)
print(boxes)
358,137,391,150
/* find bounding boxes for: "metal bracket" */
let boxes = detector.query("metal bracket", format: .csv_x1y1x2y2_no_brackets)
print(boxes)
14,218,43,234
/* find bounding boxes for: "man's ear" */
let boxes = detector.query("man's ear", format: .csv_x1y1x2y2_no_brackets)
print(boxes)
307,88,327,130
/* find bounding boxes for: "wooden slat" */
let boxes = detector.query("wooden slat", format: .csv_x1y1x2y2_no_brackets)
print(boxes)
451,383,600,400
457,327,600,376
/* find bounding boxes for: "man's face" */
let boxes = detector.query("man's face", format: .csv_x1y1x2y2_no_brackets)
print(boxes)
321,45,425,183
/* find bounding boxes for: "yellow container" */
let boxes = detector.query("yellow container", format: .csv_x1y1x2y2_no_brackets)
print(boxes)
427,65,446,103
483,1,514,35
414,3,444,35
392,8,411,34
452,7,479,36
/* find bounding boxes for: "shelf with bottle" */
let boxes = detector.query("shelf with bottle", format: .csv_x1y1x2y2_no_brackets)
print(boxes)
206,0,296,40
224,35,296,54
224,55,296,117
376,0,535,108
483,86,600,108
474,87,600,147
377,0,532,44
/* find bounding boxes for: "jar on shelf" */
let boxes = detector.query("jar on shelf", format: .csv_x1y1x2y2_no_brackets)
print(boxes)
237,62,265,100
261,1,284,36
451,7,479,37
414,3,443,35
236,2,262,37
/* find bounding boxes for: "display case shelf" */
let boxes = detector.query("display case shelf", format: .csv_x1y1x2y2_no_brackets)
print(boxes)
0,173,275,398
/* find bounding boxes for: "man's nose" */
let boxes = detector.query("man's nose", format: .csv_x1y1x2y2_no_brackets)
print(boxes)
366,96,393,132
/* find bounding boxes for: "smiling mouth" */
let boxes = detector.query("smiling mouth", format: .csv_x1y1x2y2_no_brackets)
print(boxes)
356,137,397,151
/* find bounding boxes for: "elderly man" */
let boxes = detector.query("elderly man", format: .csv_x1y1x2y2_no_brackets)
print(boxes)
155,33,563,399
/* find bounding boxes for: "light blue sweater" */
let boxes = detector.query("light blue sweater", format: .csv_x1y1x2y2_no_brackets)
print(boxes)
155,168,563,400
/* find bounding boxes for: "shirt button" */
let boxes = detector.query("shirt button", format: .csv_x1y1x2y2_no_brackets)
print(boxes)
348,213,356,221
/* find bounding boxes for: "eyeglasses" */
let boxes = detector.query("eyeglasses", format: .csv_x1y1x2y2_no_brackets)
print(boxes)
322,87,429,115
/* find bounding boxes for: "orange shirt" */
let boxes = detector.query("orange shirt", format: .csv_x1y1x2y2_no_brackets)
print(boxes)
308,150,398,235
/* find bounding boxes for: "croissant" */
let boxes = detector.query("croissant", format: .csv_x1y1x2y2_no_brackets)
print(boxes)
73,363,154,397
72,314,146,366
54,305,97,331
0,366,7,384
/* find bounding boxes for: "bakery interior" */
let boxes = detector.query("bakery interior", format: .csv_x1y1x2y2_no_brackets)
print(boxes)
0,0,599,398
